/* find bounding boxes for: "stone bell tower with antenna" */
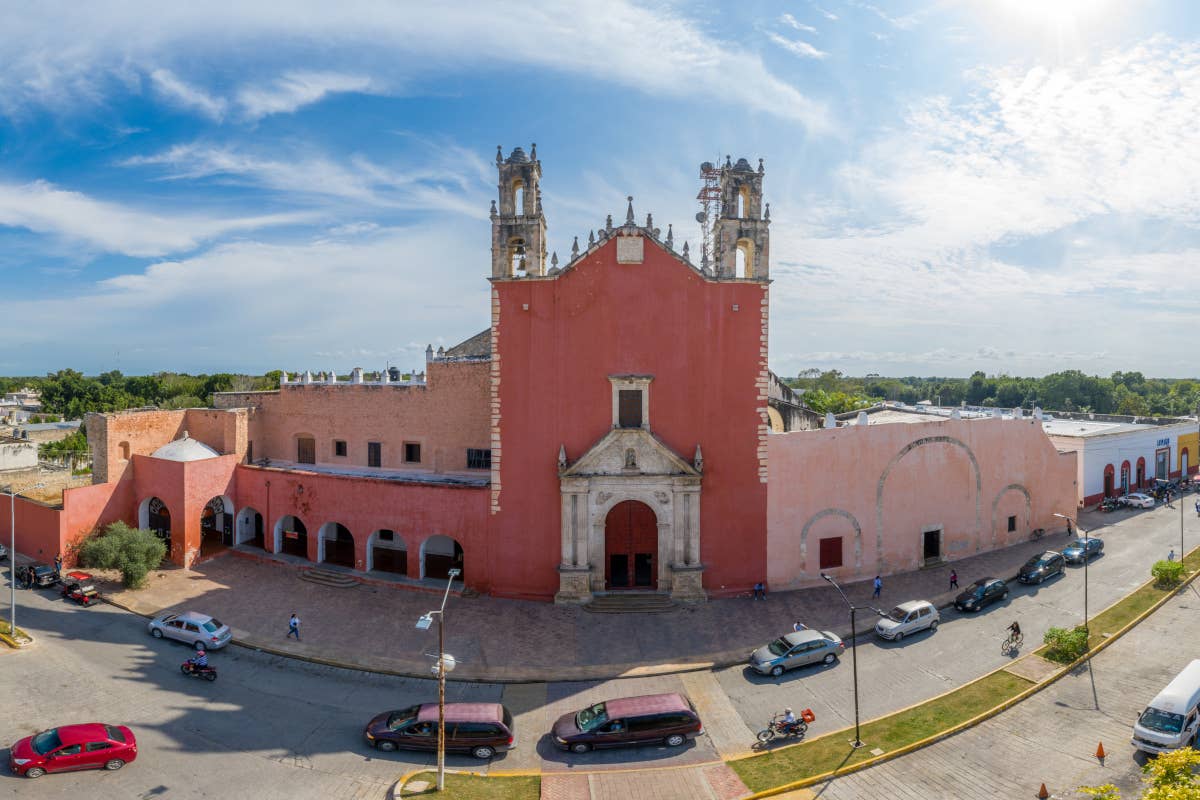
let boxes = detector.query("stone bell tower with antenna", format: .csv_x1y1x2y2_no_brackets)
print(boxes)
490,144,547,277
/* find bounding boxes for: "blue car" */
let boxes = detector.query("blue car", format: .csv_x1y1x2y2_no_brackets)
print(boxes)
1062,537,1103,564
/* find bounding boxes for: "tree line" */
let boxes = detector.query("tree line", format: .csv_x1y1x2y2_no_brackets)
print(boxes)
788,369,1200,417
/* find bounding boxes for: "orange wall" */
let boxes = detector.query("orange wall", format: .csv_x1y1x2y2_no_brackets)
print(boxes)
766,417,1079,589
0,494,65,563
490,235,770,598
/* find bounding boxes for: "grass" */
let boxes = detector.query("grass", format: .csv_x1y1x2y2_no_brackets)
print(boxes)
730,670,1032,792
400,772,540,800
0,618,32,644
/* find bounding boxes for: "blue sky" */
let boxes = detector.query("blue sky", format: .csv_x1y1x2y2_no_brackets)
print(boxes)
1,0,1197,378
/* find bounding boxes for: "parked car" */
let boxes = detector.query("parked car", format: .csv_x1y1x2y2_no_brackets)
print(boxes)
552,692,703,753
874,600,940,641
60,572,100,606
1063,537,1104,564
954,577,1009,612
9,723,137,779
147,611,232,650
1122,493,1155,509
364,703,515,760
749,629,844,677
25,563,60,588
1018,551,1066,584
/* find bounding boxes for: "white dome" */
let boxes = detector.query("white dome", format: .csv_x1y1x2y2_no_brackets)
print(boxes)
151,432,219,462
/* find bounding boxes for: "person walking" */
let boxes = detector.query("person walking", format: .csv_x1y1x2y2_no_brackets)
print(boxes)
1168,549,1176,563
1194,498,1199,518
53,553,63,575
752,581,766,600
949,569,958,590
872,575,882,599
287,612,301,640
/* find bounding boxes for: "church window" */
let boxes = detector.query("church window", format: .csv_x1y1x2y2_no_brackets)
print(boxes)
610,376,652,430
618,391,643,428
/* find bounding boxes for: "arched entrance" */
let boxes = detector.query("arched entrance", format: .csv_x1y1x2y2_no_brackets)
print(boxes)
138,497,172,557
368,529,407,575
1103,464,1115,498
318,522,356,568
1137,457,1146,489
200,496,233,557
1121,461,1131,494
604,500,657,590
421,535,464,581
274,515,308,559
236,507,264,548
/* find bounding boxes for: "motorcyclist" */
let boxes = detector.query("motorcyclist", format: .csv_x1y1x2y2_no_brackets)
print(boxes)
780,707,798,733
189,646,209,671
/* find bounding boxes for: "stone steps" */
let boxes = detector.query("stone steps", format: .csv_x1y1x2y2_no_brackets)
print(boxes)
584,592,677,614
299,568,359,589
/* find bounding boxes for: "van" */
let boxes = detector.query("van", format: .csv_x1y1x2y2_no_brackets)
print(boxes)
1132,660,1200,754
364,702,515,760
552,693,703,753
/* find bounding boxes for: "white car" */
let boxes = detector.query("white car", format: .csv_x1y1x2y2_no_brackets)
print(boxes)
1122,493,1155,509
874,600,939,641
147,611,232,649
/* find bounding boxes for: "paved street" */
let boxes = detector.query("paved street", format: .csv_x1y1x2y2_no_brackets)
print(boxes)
0,500,1195,799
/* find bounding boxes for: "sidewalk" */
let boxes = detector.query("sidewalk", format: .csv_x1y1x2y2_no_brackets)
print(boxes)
76,527,1073,683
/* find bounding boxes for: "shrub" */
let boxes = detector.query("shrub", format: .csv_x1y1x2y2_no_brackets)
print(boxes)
1043,625,1089,664
77,521,166,589
1151,559,1185,587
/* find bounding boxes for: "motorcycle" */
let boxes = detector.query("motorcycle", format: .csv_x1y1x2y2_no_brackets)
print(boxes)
180,660,218,682
756,710,813,744
1099,497,1121,512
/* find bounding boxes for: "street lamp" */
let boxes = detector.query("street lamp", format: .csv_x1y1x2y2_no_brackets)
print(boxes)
820,572,882,749
4,482,44,638
1053,512,1088,636
416,568,461,792
1154,478,1185,568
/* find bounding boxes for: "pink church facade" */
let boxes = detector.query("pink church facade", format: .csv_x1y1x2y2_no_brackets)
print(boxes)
3,148,1078,600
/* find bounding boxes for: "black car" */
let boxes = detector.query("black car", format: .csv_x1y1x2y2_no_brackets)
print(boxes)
24,563,60,588
954,577,1008,612
1018,551,1065,584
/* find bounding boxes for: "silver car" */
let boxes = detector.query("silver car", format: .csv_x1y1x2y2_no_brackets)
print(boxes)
749,629,845,677
874,600,939,641
147,611,232,650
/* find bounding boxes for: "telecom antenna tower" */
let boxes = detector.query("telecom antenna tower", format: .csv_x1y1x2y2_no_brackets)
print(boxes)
696,159,722,270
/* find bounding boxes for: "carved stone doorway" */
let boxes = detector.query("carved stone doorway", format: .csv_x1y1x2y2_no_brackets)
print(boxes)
605,500,658,589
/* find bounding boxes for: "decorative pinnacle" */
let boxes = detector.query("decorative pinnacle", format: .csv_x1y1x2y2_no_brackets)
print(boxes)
531,142,537,160
645,212,653,229
666,224,674,250
764,202,771,221
758,157,764,174
551,251,559,268
682,240,689,259
606,214,613,231
571,236,580,259
725,154,732,168
489,199,497,217
588,229,595,247
625,196,635,225
496,145,503,165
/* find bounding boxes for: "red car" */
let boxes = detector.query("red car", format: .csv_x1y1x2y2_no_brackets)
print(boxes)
9,723,137,778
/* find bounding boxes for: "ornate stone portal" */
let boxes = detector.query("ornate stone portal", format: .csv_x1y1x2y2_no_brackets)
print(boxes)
555,428,705,604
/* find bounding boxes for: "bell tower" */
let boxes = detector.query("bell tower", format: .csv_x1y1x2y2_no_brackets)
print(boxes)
491,144,547,278
714,156,770,280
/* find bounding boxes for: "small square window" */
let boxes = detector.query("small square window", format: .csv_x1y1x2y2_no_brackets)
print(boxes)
334,440,347,457
1007,515,1017,532
467,448,491,469
404,442,421,463
818,537,843,570
367,442,382,468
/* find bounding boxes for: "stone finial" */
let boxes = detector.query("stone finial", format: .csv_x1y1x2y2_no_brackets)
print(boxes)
182,429,190,439
490,199,497,217
764,202,771,221
645,212,653,229
1012,407,1022,419
436,346,445,358
280,372,289,385
302,370,312,384
588,229,595,247
328,370,337,384
824,412,837,429
425,344,434,362
758,157,765,174
551,251,559,268
496,145,503,165
857,411,869,426
352,367,364,384
606,214,613,232
557,444,567,470
1034,407,1043,420
571,236,580,259
530,142,537,160
951,409,962,420
666,224,674,250
725,154,732,168
381,369,390,384
701,249,709,270
682,241,689,260
625,196,635,225
693,444,703,472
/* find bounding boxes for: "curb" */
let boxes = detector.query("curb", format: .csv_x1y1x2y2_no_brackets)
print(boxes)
0,630,33,648
736,553,1200,798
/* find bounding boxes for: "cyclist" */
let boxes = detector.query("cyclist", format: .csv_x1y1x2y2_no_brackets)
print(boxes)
1007,621,1021,642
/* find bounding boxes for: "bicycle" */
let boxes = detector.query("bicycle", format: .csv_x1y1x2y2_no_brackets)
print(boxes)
1001,632,1024,653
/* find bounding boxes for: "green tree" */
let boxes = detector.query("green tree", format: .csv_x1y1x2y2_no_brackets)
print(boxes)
76,521,166,589
1080,745,1200,799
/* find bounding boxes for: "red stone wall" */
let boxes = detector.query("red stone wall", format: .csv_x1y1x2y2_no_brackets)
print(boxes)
490,236,770,598
0,494,65,563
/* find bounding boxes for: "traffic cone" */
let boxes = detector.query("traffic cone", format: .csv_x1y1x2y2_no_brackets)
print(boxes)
1096,741,1106,760
1037,783,1049,799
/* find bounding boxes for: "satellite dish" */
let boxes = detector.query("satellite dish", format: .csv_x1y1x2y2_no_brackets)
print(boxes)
695,211,706,223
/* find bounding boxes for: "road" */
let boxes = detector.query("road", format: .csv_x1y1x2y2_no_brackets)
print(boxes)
0,502,1193,797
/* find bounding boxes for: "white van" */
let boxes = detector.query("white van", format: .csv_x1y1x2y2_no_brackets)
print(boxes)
1132,659,1200,754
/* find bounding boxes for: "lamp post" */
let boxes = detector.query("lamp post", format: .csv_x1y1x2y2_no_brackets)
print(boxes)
1053,512,1088,635
820,572,881,749
416,567,461,792
5,482,44,638
1153,478,1184,568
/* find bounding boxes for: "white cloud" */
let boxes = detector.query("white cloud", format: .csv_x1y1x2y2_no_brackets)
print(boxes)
149,68,227,120
780,13,818,34
767,32,829,60
237,71,376,120
0,180,310,257
0,0,828,132
809,2,839,21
